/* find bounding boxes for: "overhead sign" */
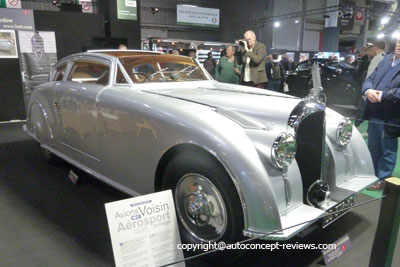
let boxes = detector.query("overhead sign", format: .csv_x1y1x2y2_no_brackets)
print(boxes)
325,0,339,28
0,8,34,30
339,0,355,31
0,0,21,9
177,5,219,28
117,0,137,20
105,190,185,267
77,0,93,13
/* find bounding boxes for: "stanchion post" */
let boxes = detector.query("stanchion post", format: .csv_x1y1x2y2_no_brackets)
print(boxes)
369,177,400,267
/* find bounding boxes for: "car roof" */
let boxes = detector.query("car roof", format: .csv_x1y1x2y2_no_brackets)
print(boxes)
87,49,163,58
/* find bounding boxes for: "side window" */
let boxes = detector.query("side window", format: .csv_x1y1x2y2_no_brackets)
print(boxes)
54,64,66,81
296,62,312,71
67,60,110,86
115,64,128,84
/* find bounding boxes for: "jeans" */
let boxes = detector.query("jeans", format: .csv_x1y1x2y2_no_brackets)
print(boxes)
268,80,281,91
367,118,398,180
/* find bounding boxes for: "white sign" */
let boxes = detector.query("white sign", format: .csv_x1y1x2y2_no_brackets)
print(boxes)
177,5,219,28
79,0,93,13
125,0,136,7
6,0,22,9
18,31,57,54
105,190,185,267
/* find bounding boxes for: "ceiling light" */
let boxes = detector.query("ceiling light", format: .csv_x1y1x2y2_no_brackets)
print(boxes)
381,17,389,25
151,7,159,14
274,21,280,27
377,33,385,39
295,20,299,24
392,31,400,39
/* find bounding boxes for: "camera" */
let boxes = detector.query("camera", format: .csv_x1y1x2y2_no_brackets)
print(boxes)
238,39,246,46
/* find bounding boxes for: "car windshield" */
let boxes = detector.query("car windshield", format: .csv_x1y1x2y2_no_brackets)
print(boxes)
118,54,209,83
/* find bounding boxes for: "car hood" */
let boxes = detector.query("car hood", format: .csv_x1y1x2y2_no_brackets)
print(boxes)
142,81,303,130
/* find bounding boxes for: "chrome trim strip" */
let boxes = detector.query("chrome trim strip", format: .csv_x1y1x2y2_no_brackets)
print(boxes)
59,141,100,162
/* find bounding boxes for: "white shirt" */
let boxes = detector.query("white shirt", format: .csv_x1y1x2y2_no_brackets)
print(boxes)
243,48,253,82
366,52,384,78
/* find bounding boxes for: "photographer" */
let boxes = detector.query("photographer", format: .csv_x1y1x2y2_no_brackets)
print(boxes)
237,30,268,88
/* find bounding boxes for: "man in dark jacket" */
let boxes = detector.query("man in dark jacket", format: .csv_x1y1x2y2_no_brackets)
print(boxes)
266,53,286,91
361,39,400,190
237,30,267,88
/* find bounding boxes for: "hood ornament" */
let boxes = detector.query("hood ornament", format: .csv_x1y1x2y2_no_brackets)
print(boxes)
287,63,326,134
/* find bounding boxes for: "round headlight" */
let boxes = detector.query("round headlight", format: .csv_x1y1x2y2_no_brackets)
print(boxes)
336,118,353,146
272,133,297,169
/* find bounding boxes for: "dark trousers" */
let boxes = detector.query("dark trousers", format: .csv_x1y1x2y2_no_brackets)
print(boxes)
241,81,265,89
268,80,281,91
367,118,398,180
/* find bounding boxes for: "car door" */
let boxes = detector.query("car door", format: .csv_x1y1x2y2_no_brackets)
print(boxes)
286,61,312,97
54,57,111,167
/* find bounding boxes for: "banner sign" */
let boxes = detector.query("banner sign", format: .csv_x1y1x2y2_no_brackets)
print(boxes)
117,0,137,20
77,0,93,13
0,0,21,9
18,31,57,104
339,0,355,31
105,190,185,267
0,8,34,30
325,0,339,28
177,5,219,28
0,30,17,58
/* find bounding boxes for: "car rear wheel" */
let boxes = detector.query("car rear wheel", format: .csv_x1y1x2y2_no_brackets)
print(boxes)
161,151,244,254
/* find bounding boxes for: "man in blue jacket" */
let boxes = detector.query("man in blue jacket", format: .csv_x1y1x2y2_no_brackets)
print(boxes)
362,39,400,190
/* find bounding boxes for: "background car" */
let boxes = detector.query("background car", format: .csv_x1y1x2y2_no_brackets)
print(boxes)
24,50,377,254
286,58,361,108
0,38,14,52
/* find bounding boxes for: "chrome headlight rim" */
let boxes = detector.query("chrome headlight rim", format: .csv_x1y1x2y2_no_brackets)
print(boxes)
271,132,297,169
336,117,353,146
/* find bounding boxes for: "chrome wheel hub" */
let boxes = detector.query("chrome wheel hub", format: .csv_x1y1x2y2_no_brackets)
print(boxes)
175,174,227,242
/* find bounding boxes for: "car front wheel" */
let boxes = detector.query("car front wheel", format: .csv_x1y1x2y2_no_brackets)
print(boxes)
161,151,244,249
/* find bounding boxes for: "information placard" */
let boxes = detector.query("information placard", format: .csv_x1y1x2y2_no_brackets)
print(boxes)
105,190,185,267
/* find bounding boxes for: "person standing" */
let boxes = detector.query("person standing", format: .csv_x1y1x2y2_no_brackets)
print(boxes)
356,46,370,84
366,41,385,78
266,53,286,91
203,52,216,77
215,45,241,84
237,30,267,88
362,38,400,190
280,53,290,72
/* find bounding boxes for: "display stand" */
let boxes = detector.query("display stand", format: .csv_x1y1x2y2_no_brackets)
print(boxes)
369,177,400,267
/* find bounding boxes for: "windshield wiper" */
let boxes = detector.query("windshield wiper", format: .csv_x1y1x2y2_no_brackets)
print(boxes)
186,67,199,77
151,67,169,78
170,66,192,80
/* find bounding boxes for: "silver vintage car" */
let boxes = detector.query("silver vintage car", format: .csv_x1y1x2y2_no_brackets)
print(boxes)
24,50,377,247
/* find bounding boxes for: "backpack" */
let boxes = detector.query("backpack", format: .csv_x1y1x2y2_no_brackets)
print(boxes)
272,62,281,80
204,59,215,75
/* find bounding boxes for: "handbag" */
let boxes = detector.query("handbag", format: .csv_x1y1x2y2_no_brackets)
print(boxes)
283,83,289,93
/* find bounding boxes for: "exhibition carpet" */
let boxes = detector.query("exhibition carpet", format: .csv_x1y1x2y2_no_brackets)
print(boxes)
357,121,400,198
